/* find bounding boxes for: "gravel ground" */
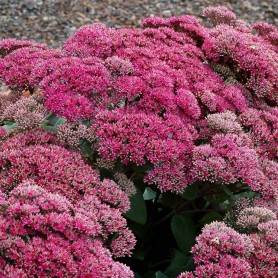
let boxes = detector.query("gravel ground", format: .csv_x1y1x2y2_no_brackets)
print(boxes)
0,0,277,92
0,0,277,49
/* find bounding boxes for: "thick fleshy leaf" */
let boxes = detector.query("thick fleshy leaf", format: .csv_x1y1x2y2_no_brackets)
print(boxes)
164,249,194,278
155,271,168,278
171,214,196,253
124,187,147,225
180,184,198,200
143,187,157,201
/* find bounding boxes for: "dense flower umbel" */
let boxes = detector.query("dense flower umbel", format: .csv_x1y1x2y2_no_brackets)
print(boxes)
57,122,96,147
178,199,278,278
0,47,62,92
0,96,47,129
0,127,6,138
190,133,278,198
202,7,278,104
0,181,133,277
0,129,58,151
33,56,110,120
93,109,196,191
0,38,47,58
192,222,254,265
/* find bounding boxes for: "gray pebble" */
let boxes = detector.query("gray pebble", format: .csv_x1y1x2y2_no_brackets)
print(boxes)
162,10,172,17
0,0,276,49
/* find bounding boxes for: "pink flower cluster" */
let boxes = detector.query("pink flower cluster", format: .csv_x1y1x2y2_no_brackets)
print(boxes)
202,7,278,104
0,181,133,277
0,131,135,276
0,46,61,92
93,109,197,191
190,133,278,198
0,38,47,58
179,198,278,277
32,56,110,120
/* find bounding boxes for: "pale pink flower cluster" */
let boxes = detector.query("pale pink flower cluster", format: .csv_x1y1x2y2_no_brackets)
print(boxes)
1,96,47,129
0,90,20,115
206,111,242,133
190,133,278,198
179,198,278,277
105,56,134,76
203,6,237,26
57,122,94,147
0,181,133,277
114,172,137,196
236,207,276,231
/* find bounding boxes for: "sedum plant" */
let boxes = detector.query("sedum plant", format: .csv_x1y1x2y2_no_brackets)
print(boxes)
0,5,277,278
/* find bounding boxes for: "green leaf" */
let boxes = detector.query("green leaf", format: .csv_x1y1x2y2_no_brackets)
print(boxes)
171,215,196,253
48,116,59,125
144,271,156,278
3,121,14,125
80,142,95,159
155,271,168,278
3,123,18,131
39,120,50,127
54,117,67,127
143,187,157,201
222,185,235,197
199,211,222,226
45,113,56,120
132,163,153,174
233,191,257,200
132,248,149,261
124,187,147,225
44,126,57,131
223,202,233,212
128,220,148,240
204,187,229,204
164,249,194,278
180,184,198,200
